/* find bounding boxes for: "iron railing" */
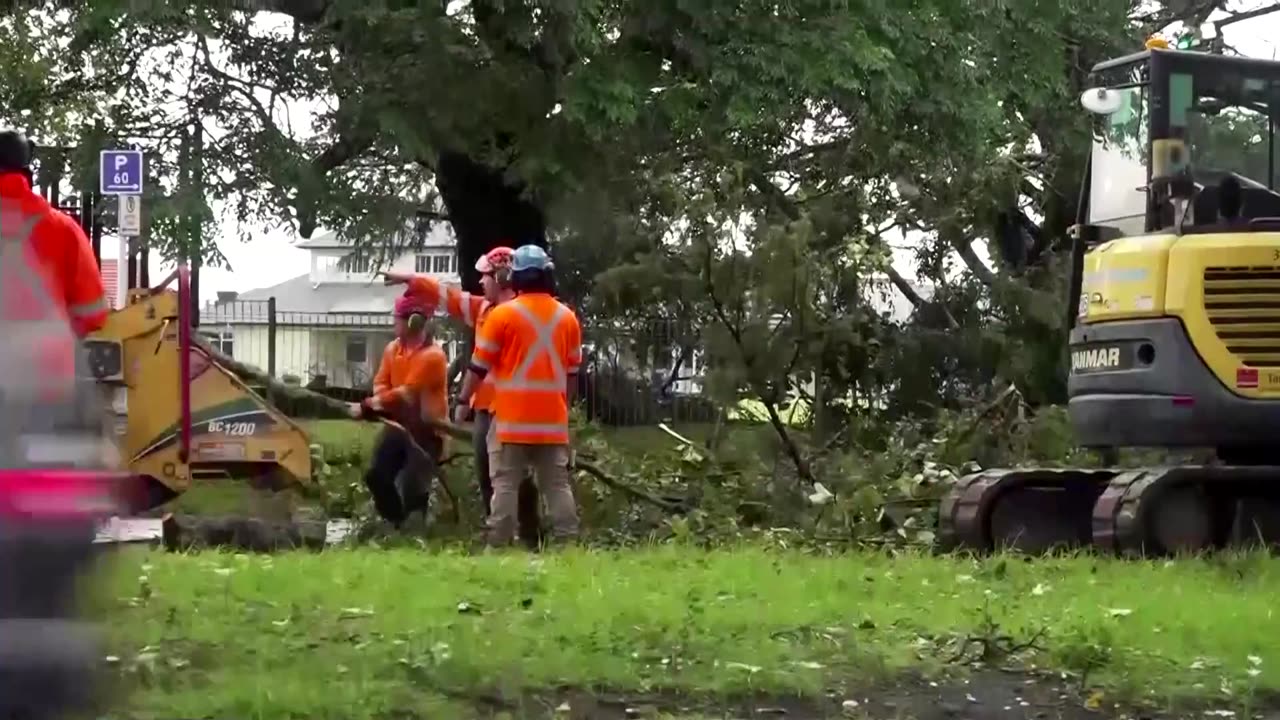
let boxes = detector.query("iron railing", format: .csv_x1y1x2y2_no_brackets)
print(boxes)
200,299,716,426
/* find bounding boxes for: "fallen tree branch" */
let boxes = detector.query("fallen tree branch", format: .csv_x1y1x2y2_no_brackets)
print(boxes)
657,423,697,447
201,342,683,515
943,384,1021,454
700,239,817,485
202,341,463,514
573,460,687,513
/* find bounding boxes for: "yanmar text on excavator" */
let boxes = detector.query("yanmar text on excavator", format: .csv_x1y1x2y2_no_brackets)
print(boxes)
938,39,1280,557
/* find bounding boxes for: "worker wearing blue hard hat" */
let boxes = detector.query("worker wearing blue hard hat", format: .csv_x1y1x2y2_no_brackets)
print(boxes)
511,244,553,273
467,243,583,547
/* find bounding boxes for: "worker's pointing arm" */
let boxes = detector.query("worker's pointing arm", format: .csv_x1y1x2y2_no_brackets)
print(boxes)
60,217,107,336
386,272,487,327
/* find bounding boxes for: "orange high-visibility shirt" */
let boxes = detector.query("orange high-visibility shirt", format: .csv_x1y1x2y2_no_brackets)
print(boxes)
470,292,582,445
405,275,498,411
0,173,108,337
0,222,81,403
366,338,449,438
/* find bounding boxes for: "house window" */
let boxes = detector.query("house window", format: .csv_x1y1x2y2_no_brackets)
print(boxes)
345,335,367,364
343,255,372,274
416,252,456,274
203,329,234,357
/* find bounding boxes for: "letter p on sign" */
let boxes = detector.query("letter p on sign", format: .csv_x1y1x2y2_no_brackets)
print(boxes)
99,150,143,195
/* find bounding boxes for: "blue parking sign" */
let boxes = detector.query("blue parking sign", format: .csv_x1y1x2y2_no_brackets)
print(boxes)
99,150,143,194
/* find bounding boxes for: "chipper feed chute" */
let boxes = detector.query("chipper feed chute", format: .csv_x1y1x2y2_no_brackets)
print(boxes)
84,265,313,514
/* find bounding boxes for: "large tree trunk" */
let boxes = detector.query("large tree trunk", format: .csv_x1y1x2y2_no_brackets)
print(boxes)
435,150,547,293
427,151,548,546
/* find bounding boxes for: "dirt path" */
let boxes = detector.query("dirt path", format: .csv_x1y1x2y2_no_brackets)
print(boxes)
470,671,1249,719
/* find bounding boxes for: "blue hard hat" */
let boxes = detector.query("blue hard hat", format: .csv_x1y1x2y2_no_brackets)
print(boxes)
511,244,553,272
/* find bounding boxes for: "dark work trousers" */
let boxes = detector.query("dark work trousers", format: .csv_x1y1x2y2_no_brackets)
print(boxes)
363,425,440,527
473,409,542,547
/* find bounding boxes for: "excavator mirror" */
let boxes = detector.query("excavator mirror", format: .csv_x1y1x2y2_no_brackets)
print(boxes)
1080,87,1124,115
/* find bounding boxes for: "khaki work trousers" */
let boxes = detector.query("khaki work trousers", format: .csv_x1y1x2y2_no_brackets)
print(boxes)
485,422,579,546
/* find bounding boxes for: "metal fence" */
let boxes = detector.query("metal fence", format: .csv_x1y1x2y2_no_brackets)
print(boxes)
199,298,716,426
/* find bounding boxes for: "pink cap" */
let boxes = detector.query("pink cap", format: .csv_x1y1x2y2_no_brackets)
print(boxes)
394,293,429,317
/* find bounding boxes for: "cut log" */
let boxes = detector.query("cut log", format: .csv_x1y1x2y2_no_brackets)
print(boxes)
161,513,329,553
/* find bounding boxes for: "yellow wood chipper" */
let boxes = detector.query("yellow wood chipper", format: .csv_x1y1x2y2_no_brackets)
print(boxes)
83,265,314,515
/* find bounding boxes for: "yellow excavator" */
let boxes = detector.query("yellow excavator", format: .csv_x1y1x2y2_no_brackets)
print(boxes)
937,39,1280,557
83,265,314,515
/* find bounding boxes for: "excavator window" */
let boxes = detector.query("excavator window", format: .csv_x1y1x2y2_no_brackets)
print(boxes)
1087,60,1148,237
1084,50,1280,236
1160,60,1280,230
1089,86,1148,235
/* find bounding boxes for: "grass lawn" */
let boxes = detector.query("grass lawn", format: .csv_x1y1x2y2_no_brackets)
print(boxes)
101,546,1278,719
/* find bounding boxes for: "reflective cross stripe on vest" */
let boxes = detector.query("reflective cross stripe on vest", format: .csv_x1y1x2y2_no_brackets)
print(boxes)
2,202,107,324
497,420,571,436
495,302,568,393
489,300,572,441
0,203,81,402
68,296,107,320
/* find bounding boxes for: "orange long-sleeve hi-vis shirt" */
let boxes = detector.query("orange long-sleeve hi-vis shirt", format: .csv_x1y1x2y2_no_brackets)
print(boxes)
0,172,109,337
364,338,449,438
470,292,582,445
405,275,499,411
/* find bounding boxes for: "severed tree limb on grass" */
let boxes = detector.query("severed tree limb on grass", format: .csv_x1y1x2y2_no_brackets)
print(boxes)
200,342,686,515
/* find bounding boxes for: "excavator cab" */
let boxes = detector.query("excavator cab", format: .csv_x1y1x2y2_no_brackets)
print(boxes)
1068,45,1280,452
1073,42,1280,248
938,43,1280,557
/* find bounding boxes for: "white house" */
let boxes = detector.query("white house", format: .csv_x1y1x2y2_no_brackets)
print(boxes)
201,224,464,389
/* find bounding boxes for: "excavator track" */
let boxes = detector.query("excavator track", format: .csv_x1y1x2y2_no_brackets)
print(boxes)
938,465,1280,557
936,468,1118,554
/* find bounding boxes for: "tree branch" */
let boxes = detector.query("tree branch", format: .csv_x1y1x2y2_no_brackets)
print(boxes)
700,239,816,485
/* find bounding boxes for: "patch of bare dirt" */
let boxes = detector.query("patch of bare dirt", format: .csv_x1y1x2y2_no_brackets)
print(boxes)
459,670,1259,719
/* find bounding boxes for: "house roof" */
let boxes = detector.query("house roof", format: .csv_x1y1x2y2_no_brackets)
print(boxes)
293,231,345,249
294,225,457,251
202,273,413,326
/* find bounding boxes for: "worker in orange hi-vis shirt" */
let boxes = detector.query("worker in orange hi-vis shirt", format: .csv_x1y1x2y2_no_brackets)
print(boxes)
0,130,109,339
349,292,449,528
466,244,582,547
383,246,542,545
